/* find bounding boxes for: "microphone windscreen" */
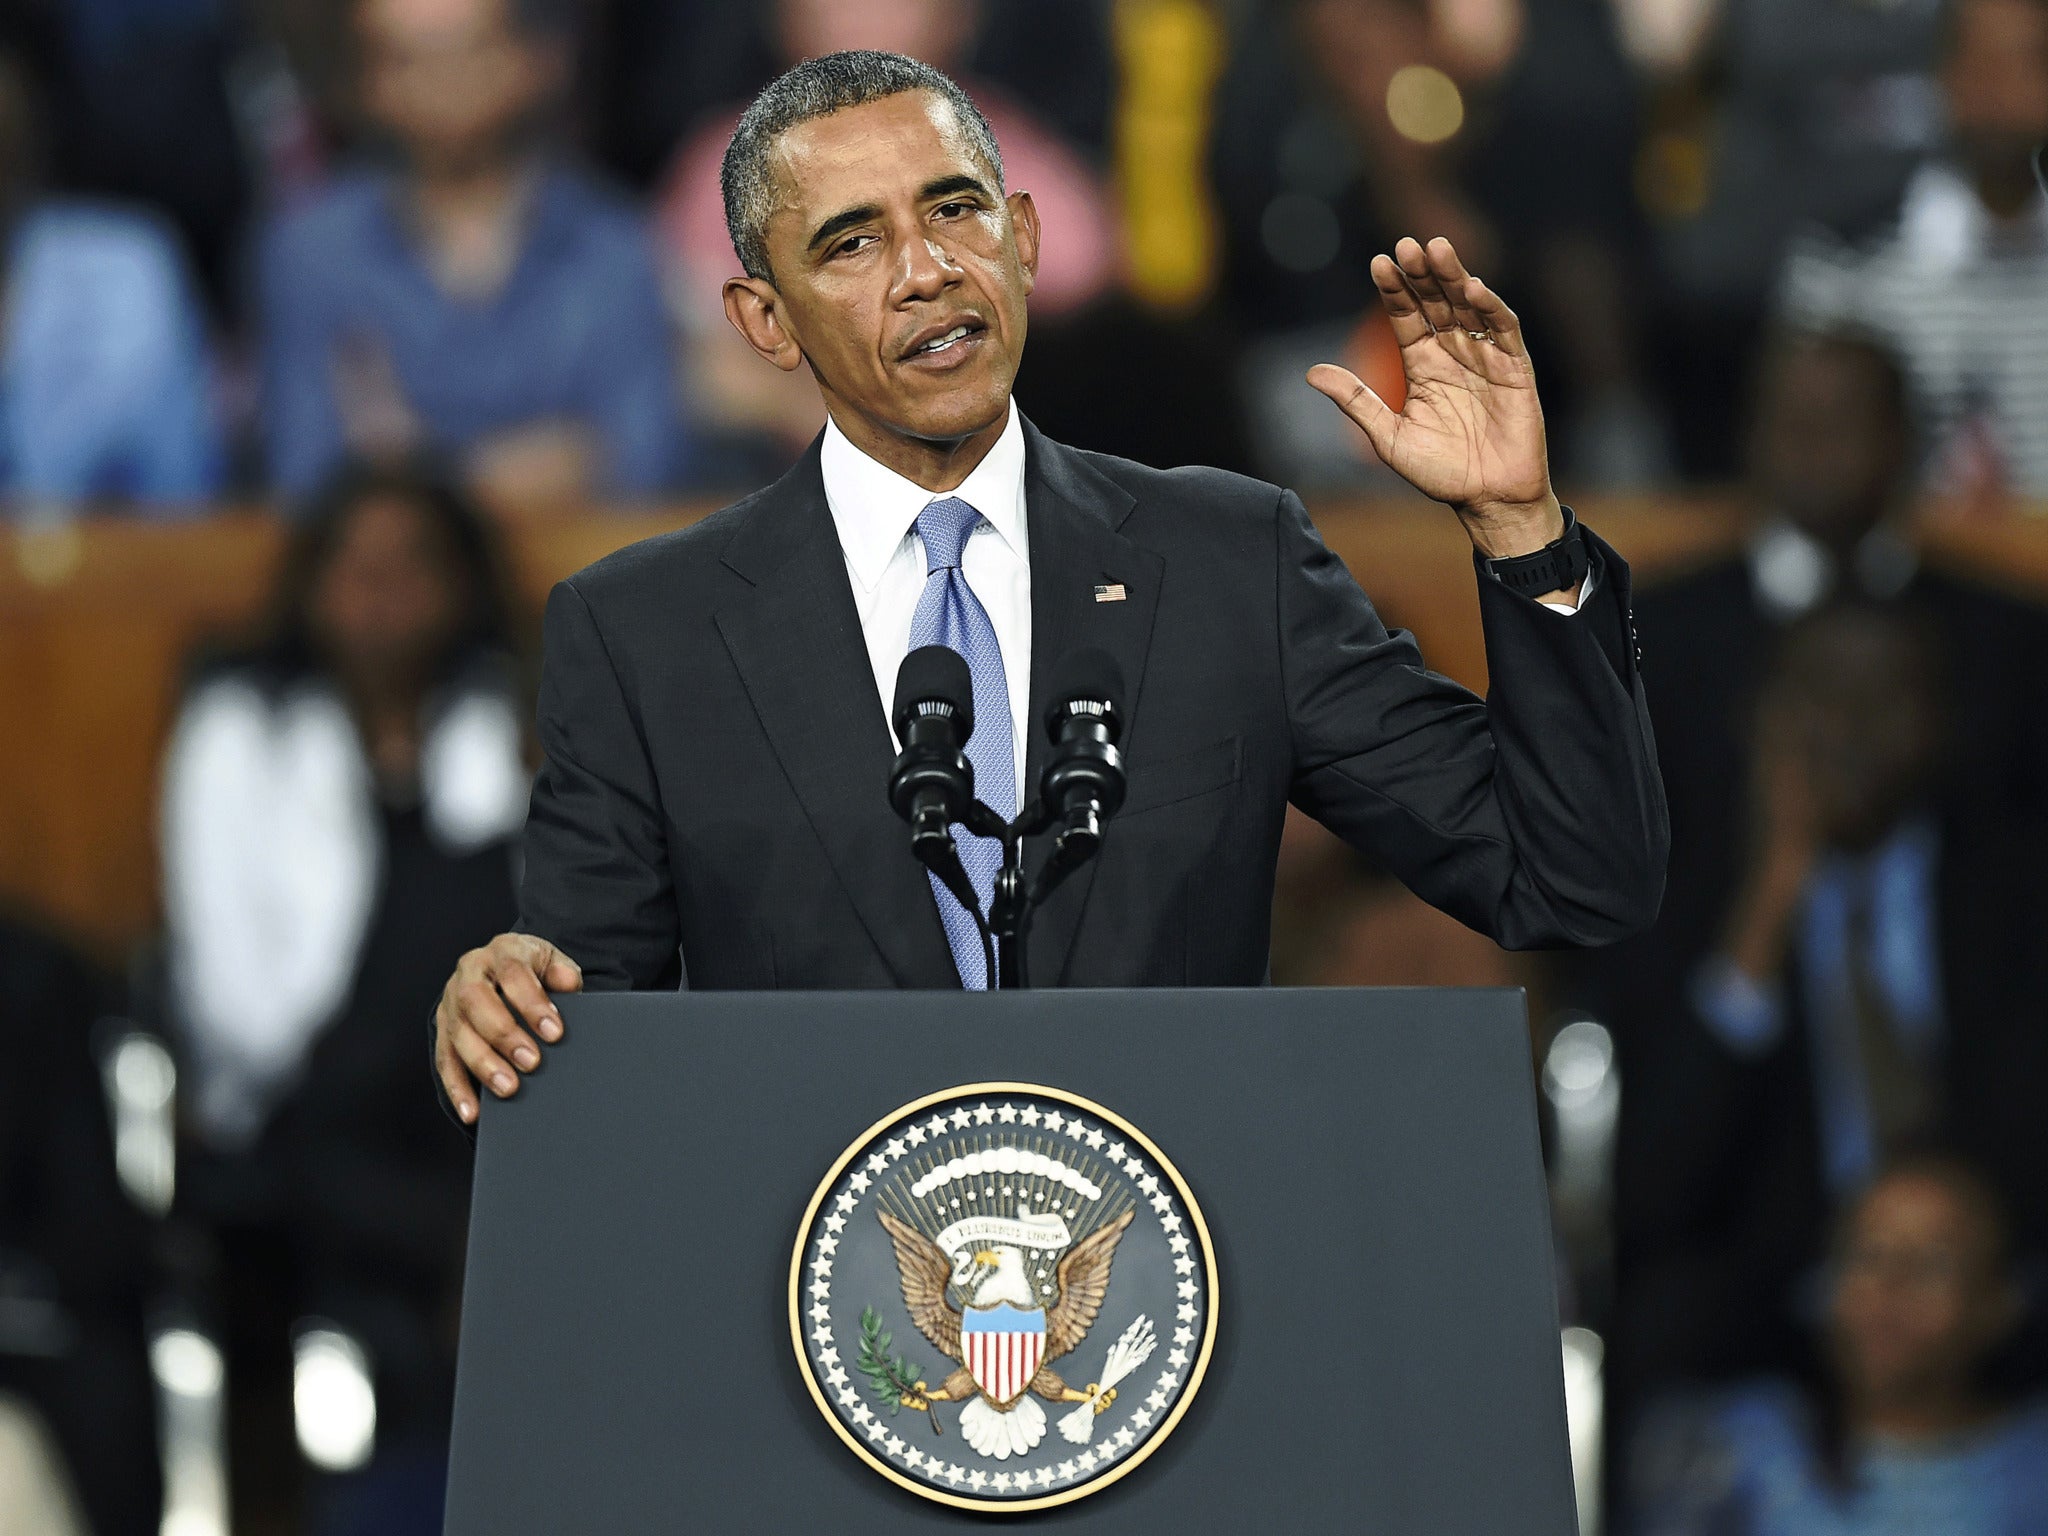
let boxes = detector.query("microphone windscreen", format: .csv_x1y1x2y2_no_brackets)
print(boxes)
1042,646,1125,739
893,644,975,740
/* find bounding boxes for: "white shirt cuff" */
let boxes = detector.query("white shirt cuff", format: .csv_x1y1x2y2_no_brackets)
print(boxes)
1537,567,1599,615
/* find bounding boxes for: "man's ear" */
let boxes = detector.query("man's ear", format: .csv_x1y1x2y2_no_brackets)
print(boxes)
723,276,808,373
1006,189,1041,299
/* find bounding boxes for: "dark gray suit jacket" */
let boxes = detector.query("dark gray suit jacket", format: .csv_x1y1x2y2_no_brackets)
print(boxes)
517,420,1668,990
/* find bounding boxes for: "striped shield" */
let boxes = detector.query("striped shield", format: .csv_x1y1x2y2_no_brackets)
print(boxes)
960,1303,1047,1406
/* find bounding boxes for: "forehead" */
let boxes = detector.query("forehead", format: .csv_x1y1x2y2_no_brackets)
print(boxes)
360,0,506,44
765,90,990,225
1854,1175,1980,1249
1953,0,2048,53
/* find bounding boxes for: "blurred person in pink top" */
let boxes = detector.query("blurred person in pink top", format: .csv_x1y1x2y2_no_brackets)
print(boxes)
654,0,1117,477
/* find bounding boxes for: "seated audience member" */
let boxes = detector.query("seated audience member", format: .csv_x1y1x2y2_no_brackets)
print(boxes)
653,0,1116,480
260,0,685,510
0,48,220,513
1575,590,2048,1480
1633,0,1944,480
0,916,160,1536
1568,331,2048,1471
1630,1156,2048,1536
1779,0,2048,502
162,460,526,1532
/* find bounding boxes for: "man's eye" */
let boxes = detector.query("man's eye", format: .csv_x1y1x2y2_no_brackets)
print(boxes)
834,235,873,257
936,201,974,218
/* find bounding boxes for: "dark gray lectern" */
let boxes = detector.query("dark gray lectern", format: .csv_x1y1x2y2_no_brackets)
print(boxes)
446,988,1576,1533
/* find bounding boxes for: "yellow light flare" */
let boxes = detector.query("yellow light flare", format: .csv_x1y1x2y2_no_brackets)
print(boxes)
1386,64,1465,146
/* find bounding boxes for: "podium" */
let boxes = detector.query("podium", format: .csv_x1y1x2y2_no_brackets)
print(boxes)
445,988,1578,1532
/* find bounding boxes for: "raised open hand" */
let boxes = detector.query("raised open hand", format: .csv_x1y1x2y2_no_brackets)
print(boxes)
1308,236,1561,557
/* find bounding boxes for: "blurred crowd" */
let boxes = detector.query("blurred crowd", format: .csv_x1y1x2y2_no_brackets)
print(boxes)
0,0,2042,513
2,0,2047,1533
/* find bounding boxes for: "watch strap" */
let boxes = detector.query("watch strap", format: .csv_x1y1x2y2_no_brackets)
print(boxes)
1486,504,1589,598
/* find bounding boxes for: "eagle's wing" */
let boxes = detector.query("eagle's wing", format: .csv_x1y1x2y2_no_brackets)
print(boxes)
877,1210,961,1361
1043,1208,1136,1362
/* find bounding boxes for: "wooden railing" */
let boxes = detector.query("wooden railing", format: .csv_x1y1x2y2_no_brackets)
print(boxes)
3,496,2043,962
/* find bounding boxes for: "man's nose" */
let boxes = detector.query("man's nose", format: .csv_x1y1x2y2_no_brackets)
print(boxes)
892,235,961,303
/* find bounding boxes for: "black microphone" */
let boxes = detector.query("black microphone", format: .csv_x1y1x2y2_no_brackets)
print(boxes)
889,645,977,862
1039,647,1127,863
889,645,997,987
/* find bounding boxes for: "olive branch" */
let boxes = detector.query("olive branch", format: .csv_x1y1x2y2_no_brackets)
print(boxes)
857,1306,943,1435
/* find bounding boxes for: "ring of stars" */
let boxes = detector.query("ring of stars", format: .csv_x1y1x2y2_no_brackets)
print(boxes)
796,1088,1212,1509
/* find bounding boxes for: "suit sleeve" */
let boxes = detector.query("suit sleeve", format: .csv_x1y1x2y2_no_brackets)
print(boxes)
517,578,683,989
1279,489,1668,948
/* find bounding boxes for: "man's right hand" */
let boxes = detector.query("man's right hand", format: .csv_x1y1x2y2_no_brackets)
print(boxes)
434,933,584,1124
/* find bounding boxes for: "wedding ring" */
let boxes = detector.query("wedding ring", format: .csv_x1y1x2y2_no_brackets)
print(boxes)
1466,329,1494,343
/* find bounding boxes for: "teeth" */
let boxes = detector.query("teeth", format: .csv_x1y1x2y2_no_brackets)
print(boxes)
919,325,972,354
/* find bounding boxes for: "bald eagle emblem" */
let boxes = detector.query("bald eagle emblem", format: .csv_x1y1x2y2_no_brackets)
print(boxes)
881,1205,1143,1457
793,1087,1214,1509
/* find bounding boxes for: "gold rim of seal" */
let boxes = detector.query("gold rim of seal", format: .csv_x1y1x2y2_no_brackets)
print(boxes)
788,1081,1220,1514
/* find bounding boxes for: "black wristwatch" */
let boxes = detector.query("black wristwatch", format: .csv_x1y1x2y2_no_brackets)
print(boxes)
1485,504,1589,599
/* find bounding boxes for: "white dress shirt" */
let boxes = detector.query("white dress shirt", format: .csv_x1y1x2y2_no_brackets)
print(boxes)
818,396,1590,796
822,399,1033,790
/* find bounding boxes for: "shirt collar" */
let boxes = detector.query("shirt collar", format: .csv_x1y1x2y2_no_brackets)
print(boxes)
820,399,1027,593
1747,517,1918,622
1899,159,2048,270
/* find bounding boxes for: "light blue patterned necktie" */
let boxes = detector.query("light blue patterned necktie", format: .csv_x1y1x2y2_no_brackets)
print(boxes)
906,496,1016,989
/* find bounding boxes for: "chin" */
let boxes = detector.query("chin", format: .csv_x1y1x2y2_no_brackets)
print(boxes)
897,388,1011,445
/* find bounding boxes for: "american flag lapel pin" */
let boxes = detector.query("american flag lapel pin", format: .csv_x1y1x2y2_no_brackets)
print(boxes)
1094,582,1127,603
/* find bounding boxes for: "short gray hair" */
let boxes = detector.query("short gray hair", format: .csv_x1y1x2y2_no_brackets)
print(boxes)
719,50,1005,283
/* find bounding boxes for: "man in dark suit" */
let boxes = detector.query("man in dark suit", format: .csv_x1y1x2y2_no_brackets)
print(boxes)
1557,331,2048,1501
432,50,1668,1121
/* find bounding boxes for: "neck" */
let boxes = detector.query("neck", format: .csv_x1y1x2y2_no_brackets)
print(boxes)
1972,156,2043,222
1849,1383,1988,1443
406,153,535,298
825,400,1009,493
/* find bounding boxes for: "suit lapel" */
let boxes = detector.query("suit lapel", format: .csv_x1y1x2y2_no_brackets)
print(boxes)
713,441,960,988
1018,421,1163,985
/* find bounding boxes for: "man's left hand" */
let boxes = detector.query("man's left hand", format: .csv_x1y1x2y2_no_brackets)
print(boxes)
1308,235,1563,561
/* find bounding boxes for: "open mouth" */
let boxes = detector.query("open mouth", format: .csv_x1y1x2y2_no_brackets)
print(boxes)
902,317,988,362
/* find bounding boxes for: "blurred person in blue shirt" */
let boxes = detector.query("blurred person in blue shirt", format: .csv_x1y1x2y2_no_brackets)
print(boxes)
1632,1155,2048,1536
0,48,220,514
259,0,686,511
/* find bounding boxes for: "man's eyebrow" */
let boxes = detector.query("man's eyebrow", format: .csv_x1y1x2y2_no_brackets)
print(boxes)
919,173,994,203
802,175,998,257
805,202,883,257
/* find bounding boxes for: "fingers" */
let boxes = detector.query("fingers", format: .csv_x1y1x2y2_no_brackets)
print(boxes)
494,933,583,1040
434,1004,480,1124
432,933,586,1118
1421,237,1491,338
1376,236,1531,362
459,968,543,1076
1393,236,1459,334
494,955,564,1047
1368,253,1433,348
1306,363,1396,460
541,949,584,996
1433,242,1529,359
451,1012,521,1102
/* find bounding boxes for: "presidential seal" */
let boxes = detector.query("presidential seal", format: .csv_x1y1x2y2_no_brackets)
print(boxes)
790,1083,1217,1512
